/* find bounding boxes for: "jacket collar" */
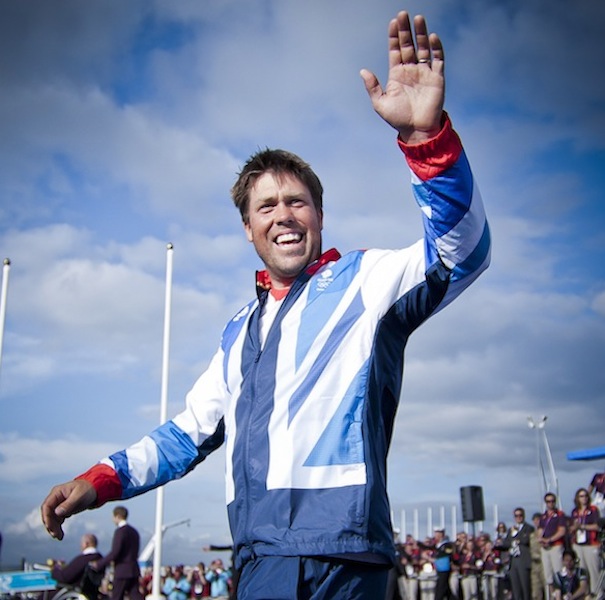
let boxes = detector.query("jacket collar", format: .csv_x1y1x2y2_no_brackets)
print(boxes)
255,248,341,299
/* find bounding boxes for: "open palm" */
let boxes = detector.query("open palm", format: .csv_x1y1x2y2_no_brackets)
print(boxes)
361,12,445,144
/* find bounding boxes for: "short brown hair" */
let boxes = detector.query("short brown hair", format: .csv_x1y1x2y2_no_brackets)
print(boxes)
231,148,323,223
82,533,98,548
113,505,128,520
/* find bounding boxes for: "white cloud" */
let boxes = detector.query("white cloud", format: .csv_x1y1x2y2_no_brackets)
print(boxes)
0,434,117,482
591,290,605,317
1,85,240,229
6,508,51,540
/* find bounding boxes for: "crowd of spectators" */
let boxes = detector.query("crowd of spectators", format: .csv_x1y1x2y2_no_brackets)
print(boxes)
138,559,233,600
127,487,603,600
106,482,603,600
52,555,235,600
387,478,604,600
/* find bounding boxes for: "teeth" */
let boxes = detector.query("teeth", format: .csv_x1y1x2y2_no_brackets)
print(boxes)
276,232,302,244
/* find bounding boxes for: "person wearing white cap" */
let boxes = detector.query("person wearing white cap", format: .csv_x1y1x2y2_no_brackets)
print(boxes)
431,527,455,600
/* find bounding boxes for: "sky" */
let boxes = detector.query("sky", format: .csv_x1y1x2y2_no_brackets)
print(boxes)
1,0,604,571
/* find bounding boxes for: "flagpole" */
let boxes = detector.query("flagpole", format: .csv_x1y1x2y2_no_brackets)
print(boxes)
149,244,174,600
0,258,11,379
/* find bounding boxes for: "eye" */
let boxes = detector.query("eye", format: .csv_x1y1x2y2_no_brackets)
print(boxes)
288,197,309,209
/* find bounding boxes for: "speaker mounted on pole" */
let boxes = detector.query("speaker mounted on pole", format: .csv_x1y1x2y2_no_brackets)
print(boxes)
460,485,485,522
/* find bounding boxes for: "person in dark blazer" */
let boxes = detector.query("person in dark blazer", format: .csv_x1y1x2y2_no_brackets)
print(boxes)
503,507,535,600
94,506,143,600
51,533,103,599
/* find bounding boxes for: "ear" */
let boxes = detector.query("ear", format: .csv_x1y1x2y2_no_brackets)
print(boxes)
243,220,253,242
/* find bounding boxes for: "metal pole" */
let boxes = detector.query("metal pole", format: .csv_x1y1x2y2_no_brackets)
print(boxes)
413,509,419,541
528,416,546,508
536,421,543,504
149,244,174,600
451,505,457,537
0,258,11,379
541,426,559,500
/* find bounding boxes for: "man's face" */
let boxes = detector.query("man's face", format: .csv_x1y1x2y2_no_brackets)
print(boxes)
244,171,323,289
562,554,575,571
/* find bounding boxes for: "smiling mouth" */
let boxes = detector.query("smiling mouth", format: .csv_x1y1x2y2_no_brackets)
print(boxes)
275,232,303,245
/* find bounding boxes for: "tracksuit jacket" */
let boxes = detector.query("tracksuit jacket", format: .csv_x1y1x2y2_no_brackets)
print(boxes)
78,114,491,569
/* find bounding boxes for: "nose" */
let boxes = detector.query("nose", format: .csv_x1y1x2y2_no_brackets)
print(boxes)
274,200,294,224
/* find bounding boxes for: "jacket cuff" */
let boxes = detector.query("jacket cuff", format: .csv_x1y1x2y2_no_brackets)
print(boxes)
397,112,463,181
76,463,123,508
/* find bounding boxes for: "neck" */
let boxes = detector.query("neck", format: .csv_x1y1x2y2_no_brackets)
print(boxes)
270,286,290,300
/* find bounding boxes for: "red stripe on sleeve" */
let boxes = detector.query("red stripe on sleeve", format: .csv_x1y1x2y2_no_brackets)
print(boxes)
397,113,463,181
76,463,123,507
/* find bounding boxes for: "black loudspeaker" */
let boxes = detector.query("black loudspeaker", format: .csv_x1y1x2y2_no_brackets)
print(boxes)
460,485,485,522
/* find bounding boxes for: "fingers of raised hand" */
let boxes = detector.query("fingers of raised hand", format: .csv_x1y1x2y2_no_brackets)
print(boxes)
388,11,414,68
427,32,445,74
411,14,431,64
389,11,444,69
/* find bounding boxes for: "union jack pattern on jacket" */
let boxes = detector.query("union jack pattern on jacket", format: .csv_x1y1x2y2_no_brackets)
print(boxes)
78,115,491,568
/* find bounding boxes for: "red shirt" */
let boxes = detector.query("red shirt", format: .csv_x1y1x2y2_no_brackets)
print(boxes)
571,505,600,545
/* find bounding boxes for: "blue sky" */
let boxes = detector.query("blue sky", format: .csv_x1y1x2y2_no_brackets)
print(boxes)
1,0,604,570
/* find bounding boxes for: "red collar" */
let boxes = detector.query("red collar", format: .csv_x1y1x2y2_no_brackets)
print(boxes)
255,248,341,298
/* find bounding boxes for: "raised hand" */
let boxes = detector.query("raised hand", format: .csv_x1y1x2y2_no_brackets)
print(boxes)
361,11,445,144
